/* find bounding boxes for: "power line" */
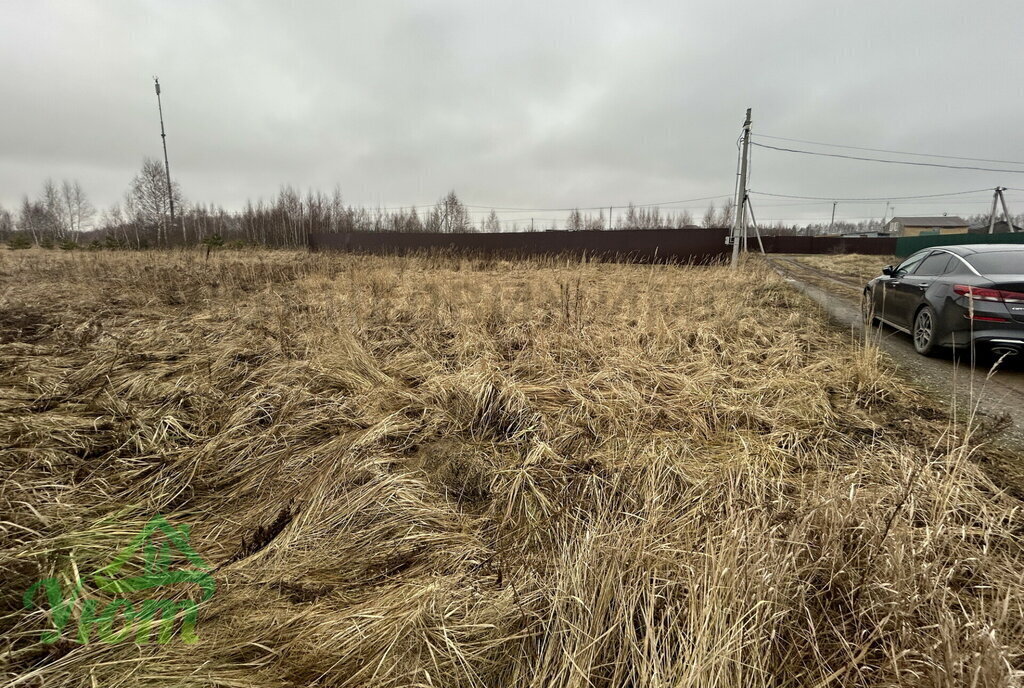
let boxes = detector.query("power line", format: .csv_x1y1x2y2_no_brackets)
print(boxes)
757,215,895,222
750,187,995,202
755,133,1024,166
753,199,999,208
751,142,1024,174
358,193,732,214
462,193,732,212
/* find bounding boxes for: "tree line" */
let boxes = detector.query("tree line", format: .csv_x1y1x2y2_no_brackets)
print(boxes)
0,160,760,249
6,161,1020,249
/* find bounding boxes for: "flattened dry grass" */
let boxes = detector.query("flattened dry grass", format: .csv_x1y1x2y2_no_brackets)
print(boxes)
786,253,896,286
1,249,1022,687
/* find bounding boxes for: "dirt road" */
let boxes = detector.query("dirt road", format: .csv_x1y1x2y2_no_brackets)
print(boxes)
767,255,1024,487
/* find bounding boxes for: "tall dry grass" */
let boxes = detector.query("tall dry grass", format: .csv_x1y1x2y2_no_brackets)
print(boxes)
1,248,1022,687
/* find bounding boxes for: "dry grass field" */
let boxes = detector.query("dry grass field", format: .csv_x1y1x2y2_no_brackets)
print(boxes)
2,249,1023,687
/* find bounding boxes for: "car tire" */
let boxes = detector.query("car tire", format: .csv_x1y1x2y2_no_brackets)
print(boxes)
861,289,879,327
912,305,940,356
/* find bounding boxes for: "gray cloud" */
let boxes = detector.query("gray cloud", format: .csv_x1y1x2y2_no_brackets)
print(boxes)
2,0,1023,225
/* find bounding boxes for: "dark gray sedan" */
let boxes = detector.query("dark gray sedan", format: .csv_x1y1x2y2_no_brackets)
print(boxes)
863,244,1024,356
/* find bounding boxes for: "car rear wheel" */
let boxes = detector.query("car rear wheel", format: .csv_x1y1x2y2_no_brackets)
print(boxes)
913,305,939,356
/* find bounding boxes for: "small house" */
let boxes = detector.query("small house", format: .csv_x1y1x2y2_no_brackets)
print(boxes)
884,216,968,237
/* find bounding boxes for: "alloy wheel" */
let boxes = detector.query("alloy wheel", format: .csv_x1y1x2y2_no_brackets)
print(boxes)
914,309,933,352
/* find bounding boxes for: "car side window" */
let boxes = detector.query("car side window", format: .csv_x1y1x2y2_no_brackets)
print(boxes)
944,255,969,275
895,253,927,275
912,252,952,276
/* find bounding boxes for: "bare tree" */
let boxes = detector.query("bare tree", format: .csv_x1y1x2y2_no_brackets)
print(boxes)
483,209,501,233
125,157,183,245
566,208,583,231
62,180,94,234
32,179,94,240
715,200,733,228
584,210,605,231
18,196,55,244
404,206,424,232
622,203,639,228
41,179,70,239
433,190,472,233
0,203,13,241
701,203,716,228
100,202,137,247
329,185,345,232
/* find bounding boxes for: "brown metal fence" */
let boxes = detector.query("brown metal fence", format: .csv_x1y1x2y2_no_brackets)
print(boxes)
308,229,899,261
309,228,732,263
757,235,897,255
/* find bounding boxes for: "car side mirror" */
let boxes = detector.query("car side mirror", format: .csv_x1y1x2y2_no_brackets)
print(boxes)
882,265,896,276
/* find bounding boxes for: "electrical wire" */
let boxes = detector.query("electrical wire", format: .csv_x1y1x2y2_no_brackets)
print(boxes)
750,187,995,202
752,199,998,208
358,195,733,214
755,133,1024,166
757,216,891,222
461,193,732,212
751,142,1024,174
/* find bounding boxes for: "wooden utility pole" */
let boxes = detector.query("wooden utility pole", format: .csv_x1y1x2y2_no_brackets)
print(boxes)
730,108,752,269
829,201,837,233
988,189,999,234
998,187,1014,232
988,187,1013,233
154,77,176,239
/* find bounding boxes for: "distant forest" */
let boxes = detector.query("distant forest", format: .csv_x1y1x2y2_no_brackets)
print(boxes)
1,157,1018,248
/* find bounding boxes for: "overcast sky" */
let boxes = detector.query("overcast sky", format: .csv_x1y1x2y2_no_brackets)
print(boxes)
3,0,1024,227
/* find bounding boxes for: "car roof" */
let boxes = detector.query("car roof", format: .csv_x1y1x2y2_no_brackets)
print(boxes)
930,243,1024,256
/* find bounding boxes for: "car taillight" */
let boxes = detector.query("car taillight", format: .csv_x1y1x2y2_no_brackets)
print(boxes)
964,314,1011,323
953,285,1024,303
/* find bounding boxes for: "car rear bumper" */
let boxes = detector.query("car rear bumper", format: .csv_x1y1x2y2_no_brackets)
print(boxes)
937,298,1024,349
939,328,1024,349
